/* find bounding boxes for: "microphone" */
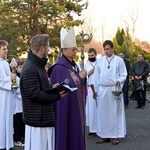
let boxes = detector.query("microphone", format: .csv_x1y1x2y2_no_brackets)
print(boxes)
59,79,70,86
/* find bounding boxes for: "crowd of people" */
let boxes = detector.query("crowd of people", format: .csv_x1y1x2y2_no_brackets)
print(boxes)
0,27,150,150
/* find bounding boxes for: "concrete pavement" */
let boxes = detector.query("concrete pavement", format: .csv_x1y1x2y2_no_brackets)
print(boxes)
86,100,150,150
12,100,150,150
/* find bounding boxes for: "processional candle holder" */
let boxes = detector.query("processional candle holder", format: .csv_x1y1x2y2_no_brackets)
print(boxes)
112,90,122,100
10,58,19,89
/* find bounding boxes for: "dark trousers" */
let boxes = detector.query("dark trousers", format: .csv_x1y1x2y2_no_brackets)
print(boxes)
135,85,146,107
13,113,25,142
123,78,129,106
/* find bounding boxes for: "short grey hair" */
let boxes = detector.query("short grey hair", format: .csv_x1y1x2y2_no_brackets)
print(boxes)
31,34,50,51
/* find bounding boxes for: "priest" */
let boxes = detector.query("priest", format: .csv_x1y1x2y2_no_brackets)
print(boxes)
48,27,87,150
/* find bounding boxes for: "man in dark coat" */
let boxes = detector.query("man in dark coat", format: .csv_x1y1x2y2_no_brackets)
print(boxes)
131,52,149,109
118,52,130,108
20,34,66,150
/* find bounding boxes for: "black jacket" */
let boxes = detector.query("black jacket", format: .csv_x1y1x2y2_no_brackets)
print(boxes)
20,51,60,127
132,60,149,85
124,58,130,76
132,60,149,79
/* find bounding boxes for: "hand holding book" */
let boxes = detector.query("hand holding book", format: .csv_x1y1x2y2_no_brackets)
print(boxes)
46,84,77,94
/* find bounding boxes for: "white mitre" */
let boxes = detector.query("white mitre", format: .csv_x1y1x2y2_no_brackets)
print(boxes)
60,27,77,49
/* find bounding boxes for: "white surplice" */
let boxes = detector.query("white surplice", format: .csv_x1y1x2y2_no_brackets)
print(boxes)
25,125,55,150
96,55,127,138
0,58,14,150
85,60,98,133
13,77,23,114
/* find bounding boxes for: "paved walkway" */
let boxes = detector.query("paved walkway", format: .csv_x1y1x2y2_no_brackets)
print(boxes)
87,100,150,150
13,100,150,150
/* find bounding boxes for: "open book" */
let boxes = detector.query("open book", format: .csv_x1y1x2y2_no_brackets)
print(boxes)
46,85,77,94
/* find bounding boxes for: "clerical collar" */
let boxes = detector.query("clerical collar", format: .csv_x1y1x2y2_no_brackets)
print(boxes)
62,55,79,72
62,54,77,67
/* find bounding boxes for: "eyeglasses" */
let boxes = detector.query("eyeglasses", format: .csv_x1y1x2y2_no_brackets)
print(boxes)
2,48,8,51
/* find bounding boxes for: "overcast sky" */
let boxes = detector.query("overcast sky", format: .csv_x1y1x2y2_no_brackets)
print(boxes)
80,0,150,43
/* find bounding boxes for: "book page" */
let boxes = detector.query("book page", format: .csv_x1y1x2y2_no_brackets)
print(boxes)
46,85,77,94
63,85,77,92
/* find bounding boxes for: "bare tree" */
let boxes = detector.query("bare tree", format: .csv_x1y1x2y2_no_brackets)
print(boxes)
121,2,139,41
100,18,107,44
77,8,98,39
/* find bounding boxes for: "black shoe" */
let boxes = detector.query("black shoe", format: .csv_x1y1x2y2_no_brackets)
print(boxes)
87,132,96,137
20,138,25,144
135,106,141,109
125,105,128,109
141,106,145,109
